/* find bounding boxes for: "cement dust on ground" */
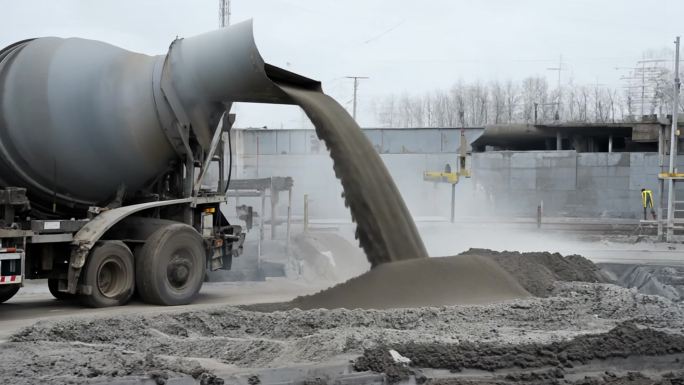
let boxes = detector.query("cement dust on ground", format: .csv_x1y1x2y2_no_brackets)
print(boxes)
3,249,684,384
4,281,684,384
0,278,328,341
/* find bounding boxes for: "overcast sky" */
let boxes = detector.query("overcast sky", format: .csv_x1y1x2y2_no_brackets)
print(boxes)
2,0,683,128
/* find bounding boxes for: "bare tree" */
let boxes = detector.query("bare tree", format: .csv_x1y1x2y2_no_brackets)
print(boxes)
450,81,466,127
373,62,670,127
521,76,549,123
504,80,520,123
565,79,578,121
423,94,434,127
377,95,396,127
490,80,506,124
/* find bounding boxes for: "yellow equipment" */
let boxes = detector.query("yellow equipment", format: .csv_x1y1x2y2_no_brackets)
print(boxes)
658,172,684,180
423,129,471,222
423,171,460,184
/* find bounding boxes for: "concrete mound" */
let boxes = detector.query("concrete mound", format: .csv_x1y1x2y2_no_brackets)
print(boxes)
463,248,611,297
287,254,530,310
243,249,612,311
600,263,684,302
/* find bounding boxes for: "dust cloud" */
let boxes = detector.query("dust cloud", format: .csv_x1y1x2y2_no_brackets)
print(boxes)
277,83,428,265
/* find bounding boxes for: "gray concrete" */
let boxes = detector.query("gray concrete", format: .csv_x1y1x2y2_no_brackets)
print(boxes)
230,151,476,220
234,127,484,156
228,128,683,221
229,128,483,221
472,151,684,219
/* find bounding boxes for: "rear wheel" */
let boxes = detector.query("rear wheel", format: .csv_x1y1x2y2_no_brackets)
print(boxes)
0,284,20,304
48,278,74,300
136,224,206,306
80,241,135,308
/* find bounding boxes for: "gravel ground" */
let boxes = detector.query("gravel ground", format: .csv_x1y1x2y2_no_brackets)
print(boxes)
2,250,682,384
3,281,684,384
355,322,684,383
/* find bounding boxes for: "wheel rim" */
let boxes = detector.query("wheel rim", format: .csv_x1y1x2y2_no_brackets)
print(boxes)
166,248,195,291
97,258,128,298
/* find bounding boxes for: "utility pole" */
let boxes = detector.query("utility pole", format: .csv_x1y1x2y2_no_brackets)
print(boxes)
345,76,369,121
666,36,681,241
641,59,646,117
546,55,564,121
219,0,231,28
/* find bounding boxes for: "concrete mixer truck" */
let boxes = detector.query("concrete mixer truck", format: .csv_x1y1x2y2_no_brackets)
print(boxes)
0,21,305,307
0,20,428,308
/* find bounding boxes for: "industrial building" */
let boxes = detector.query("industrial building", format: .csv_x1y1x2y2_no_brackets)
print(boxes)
231,120,684,231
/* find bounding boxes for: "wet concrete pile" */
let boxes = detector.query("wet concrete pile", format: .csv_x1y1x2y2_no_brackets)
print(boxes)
249,249,610,311
354,322,684,383
284,254,531,310
463,249,611,297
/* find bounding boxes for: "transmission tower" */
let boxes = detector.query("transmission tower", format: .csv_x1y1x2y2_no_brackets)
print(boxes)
619,58,670,119
219,0,231,28
546,55,565,121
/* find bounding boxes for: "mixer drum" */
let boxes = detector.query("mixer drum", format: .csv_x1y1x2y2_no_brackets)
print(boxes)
0,37,174,210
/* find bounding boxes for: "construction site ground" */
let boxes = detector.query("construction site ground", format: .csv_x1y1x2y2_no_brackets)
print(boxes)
2,221,684,384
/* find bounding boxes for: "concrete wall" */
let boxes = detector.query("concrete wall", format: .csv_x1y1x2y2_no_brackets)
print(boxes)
229,128,482,220
229,128,683,220
233,151,477,220
473,151,684,219
234,127,483,156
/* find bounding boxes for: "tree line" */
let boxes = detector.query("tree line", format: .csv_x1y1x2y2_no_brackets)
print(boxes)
373,68,681,128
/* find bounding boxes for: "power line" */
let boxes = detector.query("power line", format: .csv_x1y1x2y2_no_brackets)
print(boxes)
363,19,405,44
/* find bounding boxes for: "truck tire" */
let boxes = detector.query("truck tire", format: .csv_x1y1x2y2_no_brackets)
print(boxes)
48,278,74,300
0,284,20,303
136,224,205,306
80,241,135,308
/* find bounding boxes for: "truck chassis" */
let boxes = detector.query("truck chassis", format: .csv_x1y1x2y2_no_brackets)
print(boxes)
0,116,245,307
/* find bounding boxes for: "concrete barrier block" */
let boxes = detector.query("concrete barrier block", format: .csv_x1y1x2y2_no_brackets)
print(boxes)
537,167,576,190
609,167,631,177
472,153,507,169
605,153,625,167
643,154,660,167
578,154,599,167
510,169,536,190
630,153,646,166
510,153,537,168
587,166,609,177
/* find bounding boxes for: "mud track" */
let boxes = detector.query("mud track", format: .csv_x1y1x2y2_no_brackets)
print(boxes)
355,323,684,383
